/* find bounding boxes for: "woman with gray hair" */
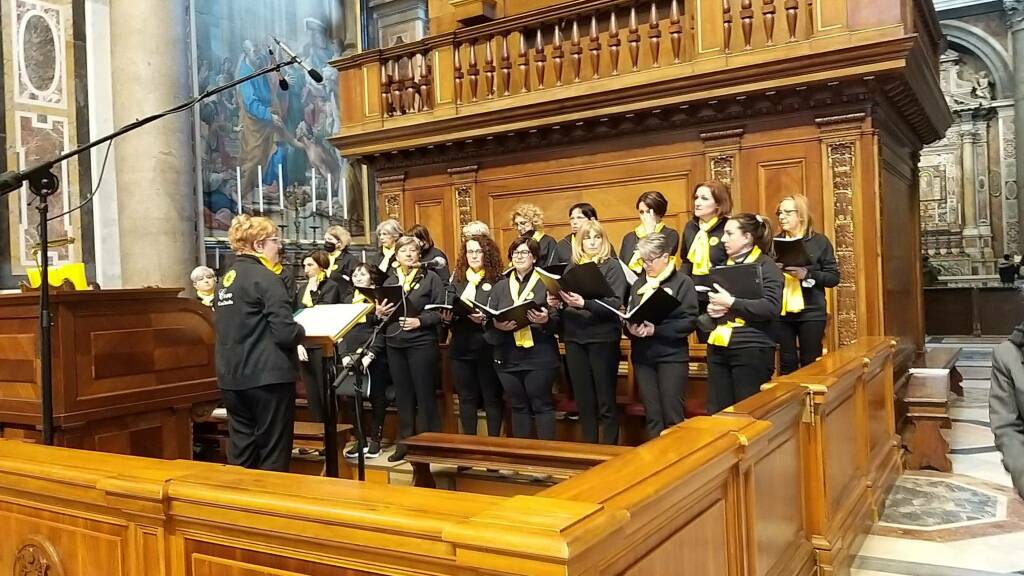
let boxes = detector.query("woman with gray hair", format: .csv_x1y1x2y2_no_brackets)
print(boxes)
461,220,491,238
191,266,217,307
624,232,699,438
373,219,404,275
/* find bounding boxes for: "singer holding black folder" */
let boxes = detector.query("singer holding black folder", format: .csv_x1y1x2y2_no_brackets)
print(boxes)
621,191,680,274
773,195,840,374
486,237,560,440
375,236,445,462
681,181,732,340
547,220,628,444
701,214,784,413
447,235,505,437
624,233,700,438
341,263,390,460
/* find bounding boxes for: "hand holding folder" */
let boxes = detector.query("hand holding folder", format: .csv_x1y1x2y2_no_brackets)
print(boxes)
535,262,615,300
595,287,680,325
708,263,764,300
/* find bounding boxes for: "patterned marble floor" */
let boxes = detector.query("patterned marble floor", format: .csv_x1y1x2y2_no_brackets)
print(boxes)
851,338,1024,576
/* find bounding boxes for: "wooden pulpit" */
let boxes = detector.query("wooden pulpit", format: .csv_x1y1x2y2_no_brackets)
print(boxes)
0,288,219,459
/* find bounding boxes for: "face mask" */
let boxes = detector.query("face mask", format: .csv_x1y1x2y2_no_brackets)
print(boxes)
324,241,337,253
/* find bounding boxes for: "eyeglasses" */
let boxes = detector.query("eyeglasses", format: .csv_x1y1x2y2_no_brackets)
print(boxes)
264,237,281,244
465,249,484,255
198,274,215,280
776,209,798,217
642,255,667,264
511,250,533,258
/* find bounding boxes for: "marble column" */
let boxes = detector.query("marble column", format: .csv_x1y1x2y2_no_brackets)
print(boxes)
109,0,196,288
1006,0,1024,254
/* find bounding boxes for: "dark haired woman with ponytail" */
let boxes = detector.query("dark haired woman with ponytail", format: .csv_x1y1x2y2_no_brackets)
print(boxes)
700,213,784,413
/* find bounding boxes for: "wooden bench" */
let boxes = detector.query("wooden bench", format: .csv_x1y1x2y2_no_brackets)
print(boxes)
902,371,952,472
912,347,964,397
401,432,631,489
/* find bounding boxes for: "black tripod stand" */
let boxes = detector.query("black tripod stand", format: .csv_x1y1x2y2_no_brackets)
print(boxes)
0,55,307,445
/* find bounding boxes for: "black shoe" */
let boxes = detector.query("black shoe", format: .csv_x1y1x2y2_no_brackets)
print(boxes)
344,443,365,459
387,446,407,462
366,439,382,459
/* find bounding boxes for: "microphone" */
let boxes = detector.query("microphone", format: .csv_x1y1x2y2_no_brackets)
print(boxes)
272,37,324,84
412,256,447,270
268,48,289,91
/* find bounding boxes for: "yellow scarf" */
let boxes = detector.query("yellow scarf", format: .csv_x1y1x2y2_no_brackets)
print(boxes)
686,217,719,276
301,271,326,308
352,288,370,323
461,267,486,305
327,250,342,276
636,256,677,300
258,254,283,275
708,246,762,347
628,222,665,272
197,289,215,308
531,230,544,243
509,270,541,348
379,246,395,272
780,235,806,315
396,266,418,293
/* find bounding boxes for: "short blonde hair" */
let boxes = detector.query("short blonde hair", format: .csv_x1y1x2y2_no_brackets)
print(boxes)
636,232,671,261
462,220,490,238
572,220,612,263
777,194,813,236
394,235,421,254
190,266,215,283
376,219,403,244
511,203,544,228
228,215,277,254
325,225,351,249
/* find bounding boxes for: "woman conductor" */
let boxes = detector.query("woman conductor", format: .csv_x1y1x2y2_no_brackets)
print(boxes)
214,215,305,471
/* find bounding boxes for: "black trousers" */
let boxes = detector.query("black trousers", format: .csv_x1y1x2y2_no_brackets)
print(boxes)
451,351,504,436
706,346,775,413
633,361,688,438
221,382,295,472
565,341,621,444
775,319,826,375
497,368,559,440
299,346,327,422
388,344,441,441
346,353,391,441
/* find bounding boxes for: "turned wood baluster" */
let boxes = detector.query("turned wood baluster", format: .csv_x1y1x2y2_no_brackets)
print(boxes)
608,10,621,75
763,0,776,45
468,39,480,102
484,36,497,98
552,23,564,86
723,0,733,54
648,1,661,67
454,42,464,104
669,0,683,63
534,28,547,89
628,5,641,71
390,60,403,114
500,33,512,96
785,0,799,41
740,0,754,49
569,18,583,82
404,56,418,112
588,13,602,78
518,31,530,92
381,59,392,116
419,52,432,110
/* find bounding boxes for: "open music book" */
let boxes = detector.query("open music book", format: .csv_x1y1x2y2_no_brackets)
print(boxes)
535,262,615,300
293,303,373,341
773,237,812,267
594,287,680,325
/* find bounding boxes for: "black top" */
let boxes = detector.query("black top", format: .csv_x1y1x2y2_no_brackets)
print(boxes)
327,249,358,298
625,268,699,363
484,268,560,371
555,258,629,344
422,246,452,289
620,226,680,272
699,251,784,349
214,254,305,391
680,218,729,289
778,233,840,323
382,267,445,349
528,232,558,267
371,247,398,277
294,276,343,310
338,308,387,359
447,274,499,360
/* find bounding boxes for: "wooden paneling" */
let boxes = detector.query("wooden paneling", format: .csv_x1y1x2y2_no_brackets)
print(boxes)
624,498,730,576
0,500,127,576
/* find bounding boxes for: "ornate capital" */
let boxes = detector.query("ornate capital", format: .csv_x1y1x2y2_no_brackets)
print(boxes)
1005,1,1024,28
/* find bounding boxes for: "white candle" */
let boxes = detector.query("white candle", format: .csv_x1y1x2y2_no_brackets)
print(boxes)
257,165,264,213
341,176,348,219
311,168,317,213
361,249,366,263
278,164,285,210
215,245,221,268
327,172,333,217
236,166,242,214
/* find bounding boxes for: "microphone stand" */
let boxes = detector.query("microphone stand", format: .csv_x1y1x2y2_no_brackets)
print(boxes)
0,56,303,446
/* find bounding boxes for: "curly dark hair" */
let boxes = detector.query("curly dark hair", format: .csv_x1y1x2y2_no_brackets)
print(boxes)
454,235,504,283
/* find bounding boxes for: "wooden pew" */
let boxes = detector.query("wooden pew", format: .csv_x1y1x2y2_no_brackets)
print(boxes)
901,372,952,472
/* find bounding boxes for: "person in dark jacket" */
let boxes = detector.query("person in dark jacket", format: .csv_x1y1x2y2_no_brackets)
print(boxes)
215,215,305,472
486,237,561,440
999,254,1021,286
373,218,403,277
620,191,680,275
681,181,732,341
991,320,1024,499
323,225,357,298
548,220,628,444
342,263,390,460
773,195,840,374
511,203,558,267
445,234,505,437
701,213,784,413
191,265,217,307
624,232,699,438
408,223,451,287
551,203,599,266
376,235,445,462
295,250,342,423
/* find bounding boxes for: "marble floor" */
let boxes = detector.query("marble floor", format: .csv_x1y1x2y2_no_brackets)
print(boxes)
851,338,1024,576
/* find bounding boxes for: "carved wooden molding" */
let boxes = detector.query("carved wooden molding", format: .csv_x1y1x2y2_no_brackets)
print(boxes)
14,536,64,576
828,141,859,346
383,192,402,221
709,155,736,186
455,185,474,227
446,164,480,175
700,128,745,140
814,113,867,126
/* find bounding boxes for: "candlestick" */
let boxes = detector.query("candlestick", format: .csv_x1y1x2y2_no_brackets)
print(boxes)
278,165,285,210
235,166,242,214
327,172,333,217
257,165,264,213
